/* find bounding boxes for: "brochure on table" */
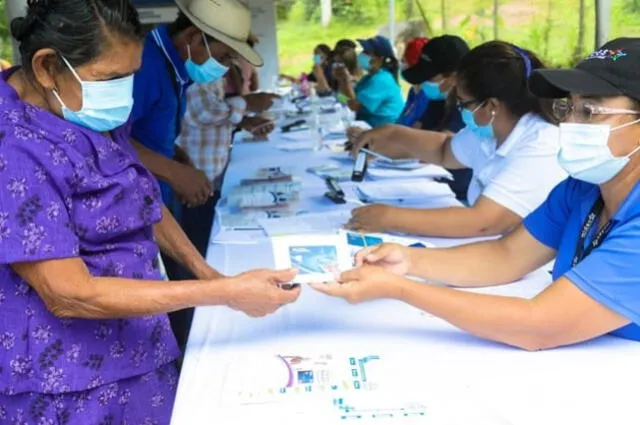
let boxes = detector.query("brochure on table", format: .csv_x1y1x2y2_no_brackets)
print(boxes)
271,230,433,284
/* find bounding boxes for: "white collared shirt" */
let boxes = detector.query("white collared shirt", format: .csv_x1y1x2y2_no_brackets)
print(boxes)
451,113,567,217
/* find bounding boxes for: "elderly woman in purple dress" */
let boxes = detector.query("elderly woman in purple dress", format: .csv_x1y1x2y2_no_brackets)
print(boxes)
0,0,301,423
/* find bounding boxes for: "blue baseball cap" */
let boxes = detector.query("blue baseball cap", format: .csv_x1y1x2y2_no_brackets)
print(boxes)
358,35,395,59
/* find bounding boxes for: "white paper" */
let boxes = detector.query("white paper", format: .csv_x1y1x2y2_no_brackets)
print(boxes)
259,210,351,237
279,130,313,143
355,179,455,203
276,141,316,151
226,180,302,207
368,164,453,181
271,234,352,284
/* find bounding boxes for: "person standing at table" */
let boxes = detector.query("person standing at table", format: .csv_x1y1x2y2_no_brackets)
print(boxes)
0,0,300,422
225,33,260,96
315,38,640,350
177,66,276,256
129,0,278,348
335,35,405,128
347,41,566,237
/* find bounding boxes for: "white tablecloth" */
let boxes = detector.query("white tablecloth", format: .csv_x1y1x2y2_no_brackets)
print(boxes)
171,131,640,425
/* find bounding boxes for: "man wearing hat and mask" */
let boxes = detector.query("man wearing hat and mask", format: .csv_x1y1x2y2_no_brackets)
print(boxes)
130,0,278,350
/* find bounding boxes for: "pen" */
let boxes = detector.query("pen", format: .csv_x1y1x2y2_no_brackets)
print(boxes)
359,147,393,162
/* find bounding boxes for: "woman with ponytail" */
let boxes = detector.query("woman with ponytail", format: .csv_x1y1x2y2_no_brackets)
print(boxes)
346,41,567,238
335,35,404,127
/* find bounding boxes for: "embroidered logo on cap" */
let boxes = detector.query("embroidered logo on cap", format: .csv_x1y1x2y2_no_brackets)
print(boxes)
586,49,628,62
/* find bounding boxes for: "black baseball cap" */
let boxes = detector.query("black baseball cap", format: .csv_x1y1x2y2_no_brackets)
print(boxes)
402,35,469,85
529,38,640,100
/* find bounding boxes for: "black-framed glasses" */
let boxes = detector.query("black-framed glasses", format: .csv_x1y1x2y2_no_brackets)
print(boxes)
552,98,640,122
456,98,483,111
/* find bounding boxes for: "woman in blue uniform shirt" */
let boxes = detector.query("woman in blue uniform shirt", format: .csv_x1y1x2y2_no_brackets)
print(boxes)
314,38,640,349
335,35,404,127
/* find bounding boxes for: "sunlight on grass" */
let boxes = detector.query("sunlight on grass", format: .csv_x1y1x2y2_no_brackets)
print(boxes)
277,0,637,76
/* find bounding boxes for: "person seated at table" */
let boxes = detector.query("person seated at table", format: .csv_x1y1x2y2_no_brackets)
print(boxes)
396,36,429,127
332,45,363,90
0,0,300,422
279,44,333,93
346,41,566,237
315,38,640,350
335,35,405,128
307,43,334,94
399,35,472,201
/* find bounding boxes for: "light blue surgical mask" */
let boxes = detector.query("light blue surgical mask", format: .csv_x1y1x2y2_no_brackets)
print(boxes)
313,54,323,65
558,121,640,184
461,102,495,140
52,56,134,132
421,81,447,100
185,33,229,84
358,52,372,71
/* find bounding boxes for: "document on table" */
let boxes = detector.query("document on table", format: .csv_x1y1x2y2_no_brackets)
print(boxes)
271,234,353,284
213,351,510,425
258,209,352,237
355,179,455,203
367,164,453,181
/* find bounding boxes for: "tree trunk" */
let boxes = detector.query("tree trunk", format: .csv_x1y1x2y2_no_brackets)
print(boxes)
441,0,447,31
493,0,499,39
320,0,332,28
574,0,586,62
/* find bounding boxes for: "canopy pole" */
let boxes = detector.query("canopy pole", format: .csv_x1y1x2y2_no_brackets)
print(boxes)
595,0,612,48
388,0,395,44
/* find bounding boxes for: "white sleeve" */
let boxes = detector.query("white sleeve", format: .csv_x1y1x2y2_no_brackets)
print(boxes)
450,128,479,168
481,128,567,217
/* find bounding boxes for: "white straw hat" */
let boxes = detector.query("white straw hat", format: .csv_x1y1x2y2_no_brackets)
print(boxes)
174,0,263,66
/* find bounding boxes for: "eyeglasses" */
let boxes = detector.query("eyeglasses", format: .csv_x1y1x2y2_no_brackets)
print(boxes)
552,98,640,122
456,98,483,111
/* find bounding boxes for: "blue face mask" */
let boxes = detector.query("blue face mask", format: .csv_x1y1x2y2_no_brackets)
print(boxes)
357,52,372,71
461,102,495,140
421,81,447,100
313,54,323,65
53,57,134,132
185,34,229,84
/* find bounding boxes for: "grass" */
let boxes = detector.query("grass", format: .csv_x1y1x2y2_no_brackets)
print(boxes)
277,0,640,76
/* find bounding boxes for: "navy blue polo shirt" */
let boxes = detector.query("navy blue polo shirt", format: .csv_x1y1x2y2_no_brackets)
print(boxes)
524,178,640,341
131,24,191,204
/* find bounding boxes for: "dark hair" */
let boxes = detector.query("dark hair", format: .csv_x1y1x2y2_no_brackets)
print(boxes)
380,55,400,84
167,11,193,37
315,44,331,57
456,41,554,123
334,39,357,51
341,48,359,76
11,0,143,77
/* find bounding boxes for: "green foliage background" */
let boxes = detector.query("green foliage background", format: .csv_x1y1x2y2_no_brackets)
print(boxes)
1,0,639,75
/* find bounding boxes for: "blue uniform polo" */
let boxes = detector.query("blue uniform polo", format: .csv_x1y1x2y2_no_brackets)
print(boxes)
396,87,429,128
524,177,640,341
131,24,191,204
355,69,404,128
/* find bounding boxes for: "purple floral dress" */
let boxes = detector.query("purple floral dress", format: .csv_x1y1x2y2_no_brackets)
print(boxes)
0,69,180,423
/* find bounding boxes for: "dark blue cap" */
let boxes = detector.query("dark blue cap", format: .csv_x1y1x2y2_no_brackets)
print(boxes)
358,35,395,59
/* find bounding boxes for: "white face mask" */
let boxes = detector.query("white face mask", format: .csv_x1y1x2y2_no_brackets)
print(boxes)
558,120,640,184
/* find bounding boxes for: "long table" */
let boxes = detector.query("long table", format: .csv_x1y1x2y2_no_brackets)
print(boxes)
170,130,640,425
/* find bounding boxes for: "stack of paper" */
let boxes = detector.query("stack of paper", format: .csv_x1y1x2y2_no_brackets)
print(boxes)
226,180,302,208
306,163,352,181
368,164,453,181
241,166,294,184
355,179,454,203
